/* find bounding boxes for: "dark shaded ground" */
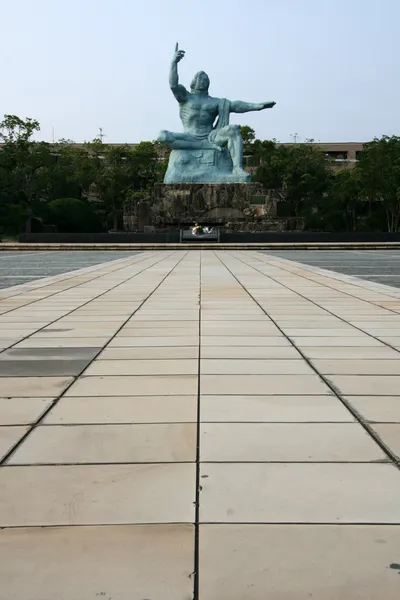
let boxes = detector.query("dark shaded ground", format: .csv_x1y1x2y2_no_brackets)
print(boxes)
0,251,138,289
263,250,400,289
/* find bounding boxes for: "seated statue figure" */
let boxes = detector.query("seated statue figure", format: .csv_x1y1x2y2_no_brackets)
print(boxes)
158,44,276,184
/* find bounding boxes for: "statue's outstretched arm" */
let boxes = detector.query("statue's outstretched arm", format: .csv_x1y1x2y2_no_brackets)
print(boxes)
231,100,276,113
169,43,188,103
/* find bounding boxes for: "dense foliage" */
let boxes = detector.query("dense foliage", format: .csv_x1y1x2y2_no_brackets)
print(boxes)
0,115,165,234
242,127,400,232
1,115,399,234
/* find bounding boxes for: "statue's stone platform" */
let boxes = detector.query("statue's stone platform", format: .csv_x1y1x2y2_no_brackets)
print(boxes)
164,148,250,183
124,183,286,232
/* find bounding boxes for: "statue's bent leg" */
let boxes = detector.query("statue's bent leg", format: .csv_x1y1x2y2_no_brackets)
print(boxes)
213,124,247,175
157,130,205,150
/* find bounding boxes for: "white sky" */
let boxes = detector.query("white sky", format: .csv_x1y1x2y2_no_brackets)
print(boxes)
1,0,399,143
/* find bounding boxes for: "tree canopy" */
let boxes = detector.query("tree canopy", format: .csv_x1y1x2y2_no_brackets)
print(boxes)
1,113,400,234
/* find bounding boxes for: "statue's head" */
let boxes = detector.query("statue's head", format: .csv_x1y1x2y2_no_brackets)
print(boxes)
190,71,210,93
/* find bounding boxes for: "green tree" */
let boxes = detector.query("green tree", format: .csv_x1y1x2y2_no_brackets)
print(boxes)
0,115,54,233
357,136,400,232
47,198,102,233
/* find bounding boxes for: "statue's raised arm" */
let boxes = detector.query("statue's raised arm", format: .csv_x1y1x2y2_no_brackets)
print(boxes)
169,43,188,103
230,100,276,113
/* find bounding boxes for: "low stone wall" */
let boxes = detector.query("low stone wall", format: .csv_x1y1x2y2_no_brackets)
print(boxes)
18,232,400,244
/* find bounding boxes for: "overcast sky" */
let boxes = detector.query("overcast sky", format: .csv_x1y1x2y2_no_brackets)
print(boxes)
1,0,399,143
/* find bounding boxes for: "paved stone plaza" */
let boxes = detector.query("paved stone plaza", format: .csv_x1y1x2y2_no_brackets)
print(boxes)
1,249,400,599
0,250,138,289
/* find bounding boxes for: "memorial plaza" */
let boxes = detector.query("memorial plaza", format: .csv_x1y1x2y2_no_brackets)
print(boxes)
1,249,400,599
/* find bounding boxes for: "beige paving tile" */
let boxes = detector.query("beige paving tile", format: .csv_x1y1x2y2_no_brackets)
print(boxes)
202,314,270,321
9,423,196,464
199,524,400,600
284,328,362,337
85,359,198,376
109,336,199,347
200,423,384,462
345,396,400,423
97,346,199,360
201,359,312,375
0,426,29,460
291,337,384,347
376,336,400,346
201,374,329,395
0,398,54,425
45,395,197,424
201,395,354,422
328,375,400,396
201,336,290,346
300,346,400,359
117,327,198,337
0,377,73,397
201,323,281,336
199,463,400,523
124,320,198,327
370,424,400,459
312,359,400,374
65,375,197,396
0,524,194,600
200,346,301,359
0,463,195,525
14,338,110,348
35,329,118,337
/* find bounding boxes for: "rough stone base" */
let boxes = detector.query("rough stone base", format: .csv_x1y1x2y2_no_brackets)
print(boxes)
124,183,287,233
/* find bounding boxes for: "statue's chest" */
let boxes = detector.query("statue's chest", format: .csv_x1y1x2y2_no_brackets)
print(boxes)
184,99,218,119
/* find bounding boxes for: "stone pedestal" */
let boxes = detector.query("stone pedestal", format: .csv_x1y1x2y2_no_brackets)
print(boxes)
124,183,286,233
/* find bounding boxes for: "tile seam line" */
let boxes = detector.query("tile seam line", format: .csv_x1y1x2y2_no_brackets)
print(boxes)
0,251,149,304
0,252,174,356
0,251,153,317
193,249,202,600
0,250,188,466
215,250,400,468
240,250,400,355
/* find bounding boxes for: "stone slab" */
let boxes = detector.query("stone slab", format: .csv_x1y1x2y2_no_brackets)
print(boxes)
300,346,400,359
199,463,400,523
345,396,400,423
98,346,199,360
370,424,400,459
0,347,101,361
312,359,400,374
84,359,198,376
9,423,197,464
0,463,195,525
200,423,384,461
65,375,198,396
0,359,91,377
0,426,29,460
109,336,199,347
0,397,54,425
200,359,313,375
0,524,194,600
199,524,400,600
0,377,73,397
201,374,330,395
44,395,197,424
200,395,354,422
200,346,301,359
328,375,400,396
